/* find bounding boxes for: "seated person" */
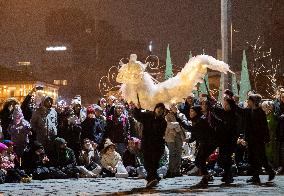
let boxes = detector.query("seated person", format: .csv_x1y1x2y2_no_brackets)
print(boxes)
49,137,79,178
0,142,30,183
100,139,122,177
77,138,102,177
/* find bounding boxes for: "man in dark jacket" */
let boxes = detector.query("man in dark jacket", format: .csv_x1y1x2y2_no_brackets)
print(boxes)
133,102,167,188
188,104,217,187
213,96,238,184
22,141,50,176
50,137,79,178
245,94,275,184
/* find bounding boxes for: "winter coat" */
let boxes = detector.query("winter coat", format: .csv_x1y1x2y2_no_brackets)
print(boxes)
165,112,188,143
105,114,130,144
133,108,167,150
105,114,130,143
50,147,77,168
0,108,13,140
189,115,216,144
274,100,284,142
78,148,101,167
212,106,238,145
8,119,31,156
245,107,270,144
21,94,36,122
265,112,278,165
81,116,106,146
101,151,121,170
31,98,58,145
59,114,82,151
22,143,48,173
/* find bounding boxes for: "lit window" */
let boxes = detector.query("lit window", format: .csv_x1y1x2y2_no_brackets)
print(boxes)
18,62,31,66
53,80,60,85
62,80,68,86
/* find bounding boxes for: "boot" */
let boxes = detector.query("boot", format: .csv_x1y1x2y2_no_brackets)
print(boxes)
246,176,260,184
268,170,276,181
194,175,209,188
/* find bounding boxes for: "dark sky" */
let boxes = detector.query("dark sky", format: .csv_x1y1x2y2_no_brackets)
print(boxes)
0,0,282,67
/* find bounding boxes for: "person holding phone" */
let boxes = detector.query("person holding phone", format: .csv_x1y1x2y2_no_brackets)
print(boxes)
21,86,42,122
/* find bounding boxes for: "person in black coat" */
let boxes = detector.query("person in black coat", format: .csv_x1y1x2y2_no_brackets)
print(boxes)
0,98,19,140
245,94,275,184
213,96,239,184
188,104,217,187
22,141,50,174
21,87,37,122
133,102,167,188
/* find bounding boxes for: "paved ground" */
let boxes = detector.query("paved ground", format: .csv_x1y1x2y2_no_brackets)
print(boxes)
1,175,284,196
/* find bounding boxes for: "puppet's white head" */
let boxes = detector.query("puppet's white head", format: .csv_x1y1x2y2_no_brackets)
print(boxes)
116,54,147,85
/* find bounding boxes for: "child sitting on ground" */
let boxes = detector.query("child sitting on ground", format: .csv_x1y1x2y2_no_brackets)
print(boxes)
100,139,123,177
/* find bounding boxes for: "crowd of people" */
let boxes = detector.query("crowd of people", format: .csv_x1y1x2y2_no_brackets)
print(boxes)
0,85,283,188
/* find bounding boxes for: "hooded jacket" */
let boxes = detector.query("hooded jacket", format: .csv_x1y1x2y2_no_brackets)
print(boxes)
31,96,58,145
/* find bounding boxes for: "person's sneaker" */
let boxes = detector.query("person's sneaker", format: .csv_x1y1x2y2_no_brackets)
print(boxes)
246,176,260,184
146,179,159,188
268,170,276,181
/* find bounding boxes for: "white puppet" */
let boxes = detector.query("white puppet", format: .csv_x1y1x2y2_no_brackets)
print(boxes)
116,54,233,110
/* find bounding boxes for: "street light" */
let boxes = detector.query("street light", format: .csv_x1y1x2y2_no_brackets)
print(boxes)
46,46,67,51
148,41,153,54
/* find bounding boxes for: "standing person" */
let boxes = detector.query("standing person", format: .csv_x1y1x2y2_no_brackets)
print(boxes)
133,102,167,188
274,91,284,172
105,96,117,117
71,95,86,123
59,107,82,160
31,96,58,155
213,96,238,184
81,105,106,150
8,105,32,157
0,98,19,140
188,104,217,187
21,87,38,122
262,101,278,168
105,104,130,155
245,94,275,184
164,103,188,178
179,94,196,120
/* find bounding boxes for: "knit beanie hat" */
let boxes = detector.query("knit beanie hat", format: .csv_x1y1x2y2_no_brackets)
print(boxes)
0,142,8,153
87,105,95,114
54,137,67,145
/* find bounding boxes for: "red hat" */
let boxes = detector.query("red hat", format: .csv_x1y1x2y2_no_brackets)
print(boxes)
87,105,95,114
0,142,8,153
